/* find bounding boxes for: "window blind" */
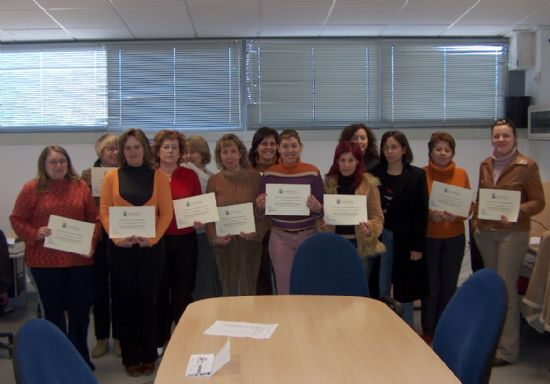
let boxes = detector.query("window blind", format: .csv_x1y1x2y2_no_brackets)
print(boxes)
0,44,106,131
106,40,242,131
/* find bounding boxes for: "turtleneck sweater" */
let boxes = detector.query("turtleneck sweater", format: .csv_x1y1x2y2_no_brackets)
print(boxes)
260,158,324,231
424,160,470,239
492,148,517,184
10,178,100,267
99,165,173,245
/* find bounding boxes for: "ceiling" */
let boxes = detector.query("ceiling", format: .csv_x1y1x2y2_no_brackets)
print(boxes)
0,0,549,43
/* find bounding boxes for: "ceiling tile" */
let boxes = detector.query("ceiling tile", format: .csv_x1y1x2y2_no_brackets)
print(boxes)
259,24,324,36
261,5,331,24
329,5,404,24
4,28,74,41
38,0,112,9
116,7,192,27
336,0,405,5
48,9,125,28
0,10,58,29
321,24,387,36
68,27,134,40
111,0,187,7
262,0,333,4
381,24,448,36
457,5,542,24
396,5,472,24
195,24,259,37
0,0,39,11
188,5,259,25
186,0,260,6
129,24,196,39
442,24,510,36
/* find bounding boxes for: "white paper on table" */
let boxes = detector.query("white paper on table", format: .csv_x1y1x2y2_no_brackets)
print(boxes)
265,183,310,216
173,192,220,229
91,167,117,197
478,188,521,222
429,181,474,218
215,202,256,236
6,237,15,245
323,194,367,225
44,215,95,256
109,206,156,238
204,320,278,339
185,338,231,377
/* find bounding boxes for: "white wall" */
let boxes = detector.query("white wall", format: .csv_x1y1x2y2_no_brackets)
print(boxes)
2,128,549,235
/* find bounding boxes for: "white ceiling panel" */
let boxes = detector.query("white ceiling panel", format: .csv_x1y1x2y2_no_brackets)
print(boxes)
381,24,448,36
395,6,471,24
186,0,259,6
116,7,192,27
68,27,134,40
406,0,476,5
0,0,40,11
262,0,333,4
321,24,387,36
329,5,404,24
187,5,259,25
259,24,324,36
48,9,125,28
0,10,58,29
111,0,187,7
516,7,550,25
38,0,112,9
457,6,542,25
261,6,331,25
442,24,511,36
336,0,405,5
5,28,73,41
195,24,259,38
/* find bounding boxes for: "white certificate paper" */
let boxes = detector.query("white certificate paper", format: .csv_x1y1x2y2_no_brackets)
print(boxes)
478,188,521,222
204,321,278,339
44,215,95,256
215,202,256,236
109,206,156,238
429,181,474,218
185,338,231,377
265,183,310,216
173,192,220,229
91,167,117,197
323,194,368,225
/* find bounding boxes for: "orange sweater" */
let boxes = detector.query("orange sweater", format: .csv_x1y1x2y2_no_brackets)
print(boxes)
99,168,173,246
424,160,471,239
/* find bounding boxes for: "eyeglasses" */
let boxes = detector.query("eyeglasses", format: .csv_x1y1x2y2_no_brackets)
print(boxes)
47,159,67,166
160,145,179,151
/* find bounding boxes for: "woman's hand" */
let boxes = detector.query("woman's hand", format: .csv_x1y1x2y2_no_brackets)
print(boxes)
410,251,423,261
36,226,51,241
320,221,335,232
256,193,266,210
240,231,256,241
135,236,151,248
116,236,137,248
307,195,322,214
440,210,456,223
431,211,443,223
193,221,205,230
214,235,231,246
358,222,372,237
500,215,510,224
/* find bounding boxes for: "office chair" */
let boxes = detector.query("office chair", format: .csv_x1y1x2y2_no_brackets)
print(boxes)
13,318,97,384
290,232,369,297
432,268,506,384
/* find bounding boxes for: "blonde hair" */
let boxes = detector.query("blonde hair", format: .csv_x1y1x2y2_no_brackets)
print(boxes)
214,134,249,170
94,134,118,157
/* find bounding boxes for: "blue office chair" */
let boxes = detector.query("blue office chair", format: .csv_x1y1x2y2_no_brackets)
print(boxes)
432,268,506,384
290,232,369,296
13,318,97,384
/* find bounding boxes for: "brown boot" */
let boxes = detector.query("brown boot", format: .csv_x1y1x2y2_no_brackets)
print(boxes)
91,339,109,358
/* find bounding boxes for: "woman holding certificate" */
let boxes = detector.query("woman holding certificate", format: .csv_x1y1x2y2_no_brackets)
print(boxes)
100,128,173,377
473,119,545,366
321,141,385,260
206,134,264,296
248,127,279,295
339,123,380,172
10,145,100,369
421,132,471,344
256,129,324,295
153,130,201,355
371,131,429,327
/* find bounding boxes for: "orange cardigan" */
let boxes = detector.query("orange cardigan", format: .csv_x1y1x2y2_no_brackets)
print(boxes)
99,168,173,246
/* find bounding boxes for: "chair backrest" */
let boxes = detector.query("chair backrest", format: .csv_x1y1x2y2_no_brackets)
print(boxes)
433,268,506,384
290,232,369,296
13,318,97,384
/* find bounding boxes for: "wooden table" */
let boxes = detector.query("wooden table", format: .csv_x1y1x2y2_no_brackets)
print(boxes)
155,295,459,384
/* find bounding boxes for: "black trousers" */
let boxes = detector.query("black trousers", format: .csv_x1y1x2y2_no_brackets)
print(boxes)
110,240,164,366
256,231,274,295
92,231,118,340
31,266,93,364
156,232,198,348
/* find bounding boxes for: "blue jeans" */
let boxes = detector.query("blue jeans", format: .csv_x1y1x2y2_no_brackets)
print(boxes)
379,229,394,298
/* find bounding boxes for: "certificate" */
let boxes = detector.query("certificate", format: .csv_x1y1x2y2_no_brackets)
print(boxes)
429,181,474,218
478,188,521,222
91,167,117,197
215,202,256,236
173,193,220,229
44,215,95,256
323,194,368,225
109,206,156,238
265,183,310,216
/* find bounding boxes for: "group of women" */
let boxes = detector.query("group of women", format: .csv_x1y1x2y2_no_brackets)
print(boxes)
9,118,544,375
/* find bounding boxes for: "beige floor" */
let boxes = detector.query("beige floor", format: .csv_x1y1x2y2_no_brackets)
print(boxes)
1,292,550,384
